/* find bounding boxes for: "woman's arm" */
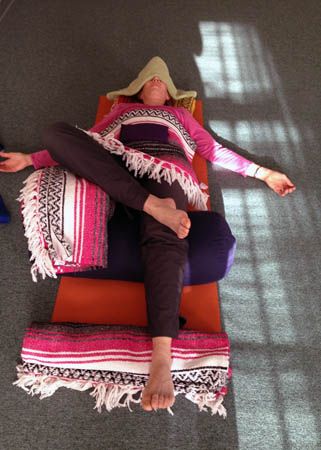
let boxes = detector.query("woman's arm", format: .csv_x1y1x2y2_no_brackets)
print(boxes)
0,105,123,173
0,149,58,172
0,105,126,174
0,151,33,172
179,109,296,197
30,150,59,169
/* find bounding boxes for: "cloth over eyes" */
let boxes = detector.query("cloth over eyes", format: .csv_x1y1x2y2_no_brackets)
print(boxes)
106,56,197,101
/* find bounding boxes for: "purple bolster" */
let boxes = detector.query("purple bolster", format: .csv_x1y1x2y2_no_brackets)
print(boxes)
67,206,236,285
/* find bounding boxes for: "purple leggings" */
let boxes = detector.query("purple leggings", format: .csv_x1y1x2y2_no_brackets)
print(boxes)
42,122,189,338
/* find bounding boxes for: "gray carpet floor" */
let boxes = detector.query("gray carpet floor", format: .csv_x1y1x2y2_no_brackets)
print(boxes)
0,1,320,449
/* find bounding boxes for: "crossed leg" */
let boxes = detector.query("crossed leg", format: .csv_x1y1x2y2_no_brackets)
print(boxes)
42,122,190,410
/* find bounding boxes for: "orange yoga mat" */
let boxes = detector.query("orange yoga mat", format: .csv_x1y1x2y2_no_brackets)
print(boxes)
51,98,221,333
52,279,221,333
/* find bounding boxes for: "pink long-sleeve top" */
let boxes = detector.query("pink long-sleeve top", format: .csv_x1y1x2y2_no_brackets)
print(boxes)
31,103,259,177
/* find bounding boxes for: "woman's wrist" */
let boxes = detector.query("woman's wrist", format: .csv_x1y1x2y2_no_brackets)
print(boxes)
24,154,33,167
254,166,272,181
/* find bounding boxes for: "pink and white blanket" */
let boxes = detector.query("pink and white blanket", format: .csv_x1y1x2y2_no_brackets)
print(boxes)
18,167,113,281
14,322,232,417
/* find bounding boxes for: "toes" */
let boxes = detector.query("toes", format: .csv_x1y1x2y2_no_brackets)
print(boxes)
177,223,190,239
151,393,173,410
157,394,166,409
141,393,172,411
141,401,153,411
141,393,153,411
168,394,175,408
164,394,175,409
181,216,191,229
151,393,160,410
141,391,175,411
177,216,191,238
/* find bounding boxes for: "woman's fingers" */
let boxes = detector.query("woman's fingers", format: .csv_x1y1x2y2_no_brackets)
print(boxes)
283,175,295,189
266,171,296,197
277,183,296,197
0,161,14,172
0,152,12,169
0,152,31,172
281,177,296,196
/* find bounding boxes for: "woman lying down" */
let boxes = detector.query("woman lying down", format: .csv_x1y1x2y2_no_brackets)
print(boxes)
0,56,295,412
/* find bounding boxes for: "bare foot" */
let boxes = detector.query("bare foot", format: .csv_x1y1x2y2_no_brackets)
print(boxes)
141,337,175,411
143,195,191,239
141,361,175,411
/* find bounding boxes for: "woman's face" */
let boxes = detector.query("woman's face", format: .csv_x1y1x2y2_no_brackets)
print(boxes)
139,76,170,105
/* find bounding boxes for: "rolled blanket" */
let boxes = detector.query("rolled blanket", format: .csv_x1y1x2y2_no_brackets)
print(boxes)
18,167,114,281
14,322,232,417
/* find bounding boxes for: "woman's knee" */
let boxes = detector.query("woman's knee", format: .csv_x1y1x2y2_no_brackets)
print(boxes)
42,121,72,147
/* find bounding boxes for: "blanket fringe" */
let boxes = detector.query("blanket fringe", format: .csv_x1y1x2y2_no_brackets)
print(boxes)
185,391,227,418
17,171,57,282
85,132,209,211
14,367,225,417
13,370,92,398
14,367,142,413
90,382,142,413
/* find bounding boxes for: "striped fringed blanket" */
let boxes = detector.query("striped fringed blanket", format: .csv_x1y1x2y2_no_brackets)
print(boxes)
18,167,114,282
14,323,232,417
84,133,209,211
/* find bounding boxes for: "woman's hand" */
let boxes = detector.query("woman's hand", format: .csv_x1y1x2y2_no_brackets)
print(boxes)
255,167,296,197
0,151,33,172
